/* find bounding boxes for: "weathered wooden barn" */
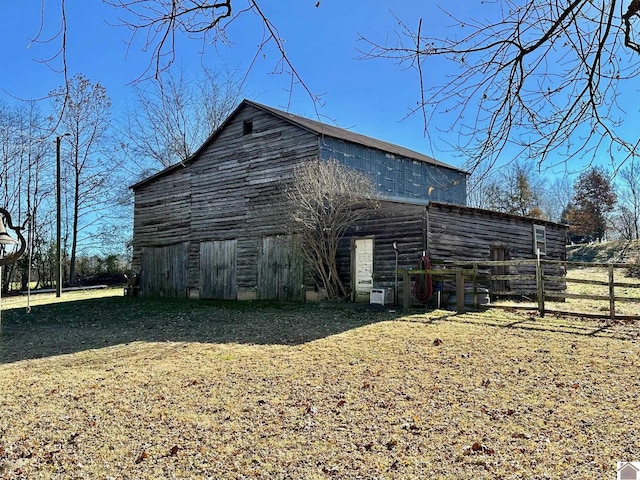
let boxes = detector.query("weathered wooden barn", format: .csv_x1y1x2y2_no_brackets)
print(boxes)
130,99,566,302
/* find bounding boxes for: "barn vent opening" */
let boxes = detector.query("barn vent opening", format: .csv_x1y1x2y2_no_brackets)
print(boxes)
243,119,253,135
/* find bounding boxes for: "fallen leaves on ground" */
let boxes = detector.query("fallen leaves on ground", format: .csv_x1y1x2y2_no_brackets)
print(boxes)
0,300,639,479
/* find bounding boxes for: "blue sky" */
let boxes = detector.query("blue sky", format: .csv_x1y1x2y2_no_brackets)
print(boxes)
1,1,636,179
0,1,473,169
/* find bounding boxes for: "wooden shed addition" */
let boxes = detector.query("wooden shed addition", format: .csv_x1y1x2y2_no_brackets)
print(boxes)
335,201,567,303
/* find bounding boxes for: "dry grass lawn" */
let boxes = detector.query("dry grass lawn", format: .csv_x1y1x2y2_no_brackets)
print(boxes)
1,289,640,479
492,264,640,317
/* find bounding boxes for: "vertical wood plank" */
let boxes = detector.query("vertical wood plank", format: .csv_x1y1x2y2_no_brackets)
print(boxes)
536,250,545,317
609,264,615,321
456,269,465,314
403,270,411,310
140,243,189,297
257,235,303,301
199,239,237,299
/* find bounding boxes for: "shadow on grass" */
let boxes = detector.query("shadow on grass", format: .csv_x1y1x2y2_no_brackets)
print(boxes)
3,296,635,364
0,296,403,364
404,308,639,342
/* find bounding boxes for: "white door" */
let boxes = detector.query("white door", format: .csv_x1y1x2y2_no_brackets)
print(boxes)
354,238,374,302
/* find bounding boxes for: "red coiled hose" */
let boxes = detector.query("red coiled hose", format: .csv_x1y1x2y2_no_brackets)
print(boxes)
413,254,433,303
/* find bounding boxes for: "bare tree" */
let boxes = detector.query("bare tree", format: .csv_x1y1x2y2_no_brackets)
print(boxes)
469,161,545,217
0,102,53,291
124,67,242,169
543,175,574,223
360,1,640,171
51,74,113,285
12,104,52,291
0,103,27,292
614,161,640,239
0,103,28,215
284,159,379,300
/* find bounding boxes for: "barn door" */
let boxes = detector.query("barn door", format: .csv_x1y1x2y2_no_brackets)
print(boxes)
353,238,374,302
490,246,509,297
200,239,237,299
257,235,303,301
140,242,189,297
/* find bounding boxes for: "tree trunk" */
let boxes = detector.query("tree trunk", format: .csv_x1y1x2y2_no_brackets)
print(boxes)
69,166,80,286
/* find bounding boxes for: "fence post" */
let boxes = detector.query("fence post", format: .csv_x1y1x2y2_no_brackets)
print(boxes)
456,269,465,314
403,269,411,310
473,263,478,307
536,250,545,317
609,264,615,321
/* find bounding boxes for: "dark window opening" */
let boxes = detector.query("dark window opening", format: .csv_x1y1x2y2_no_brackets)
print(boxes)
243,119,253,135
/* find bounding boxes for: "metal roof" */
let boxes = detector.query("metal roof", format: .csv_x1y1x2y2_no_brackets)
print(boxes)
245,100,467,173
427,201,569,228
131,99,467,190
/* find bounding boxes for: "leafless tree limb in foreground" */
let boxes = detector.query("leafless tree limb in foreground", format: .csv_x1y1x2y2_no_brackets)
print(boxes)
25,0,71,132
104,0,322,111
29,1,321,121
360,1,640,173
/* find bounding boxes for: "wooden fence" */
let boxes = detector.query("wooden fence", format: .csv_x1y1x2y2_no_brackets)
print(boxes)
399,259,640,320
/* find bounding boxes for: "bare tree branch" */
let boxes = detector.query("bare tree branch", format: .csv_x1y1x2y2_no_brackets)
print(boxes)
623,0,640,52
105,0,322,112
360,1,640,172
24,0,71,131
105,0,233,80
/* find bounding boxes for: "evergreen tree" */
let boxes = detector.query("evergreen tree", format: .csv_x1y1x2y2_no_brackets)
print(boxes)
565,168,617,242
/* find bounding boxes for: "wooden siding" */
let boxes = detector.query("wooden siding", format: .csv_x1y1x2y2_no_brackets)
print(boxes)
132,167,191,272
426,203,567,262
132,103,318,297
257,235,304,301
426,203,567,293
336,201,567,301
199,239,237,299
188,105,317,294
338,203,426,301
140,242,189,297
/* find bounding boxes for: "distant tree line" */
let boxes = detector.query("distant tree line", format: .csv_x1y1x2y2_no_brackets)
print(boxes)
468,162,640,244
11,252,131,292
0,68,242,294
